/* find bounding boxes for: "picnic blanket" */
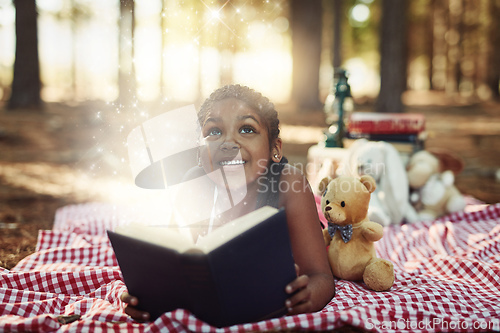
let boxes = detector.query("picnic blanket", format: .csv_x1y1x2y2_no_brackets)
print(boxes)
1,200,500,332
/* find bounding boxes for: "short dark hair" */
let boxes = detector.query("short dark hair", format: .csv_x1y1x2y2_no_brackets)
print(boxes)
198,84,280,148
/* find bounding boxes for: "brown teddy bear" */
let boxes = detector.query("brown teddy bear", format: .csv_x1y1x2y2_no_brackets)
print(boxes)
406,149,466,220
319,175,395,291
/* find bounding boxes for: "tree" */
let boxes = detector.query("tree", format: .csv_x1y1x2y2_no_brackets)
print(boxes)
375,0,408,113
8,0,41,110
290,0,322,111
117,0,136,107
332,0,342,69
487,0,500,100
426,0,435,90
160,0,167,99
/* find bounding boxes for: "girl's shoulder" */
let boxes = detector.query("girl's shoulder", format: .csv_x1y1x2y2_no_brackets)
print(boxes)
278,163,313,198
277,162,317,220
280,163,307,182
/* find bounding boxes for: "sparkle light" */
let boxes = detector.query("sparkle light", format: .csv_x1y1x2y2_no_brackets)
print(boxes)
210,9,220,20
198,0,238,37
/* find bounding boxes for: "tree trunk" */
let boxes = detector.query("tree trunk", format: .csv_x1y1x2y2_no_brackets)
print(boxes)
71,0,78,100
118,0,136,107
332,0,342,69
290,0,322,111
446,0,464,94
160,0,166,100
376,0,408,113
431,0,448,91
8,0,41,110
426,0,435,90
487,0,500,99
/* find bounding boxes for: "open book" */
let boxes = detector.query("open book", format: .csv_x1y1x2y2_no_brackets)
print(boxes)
107,206,296,327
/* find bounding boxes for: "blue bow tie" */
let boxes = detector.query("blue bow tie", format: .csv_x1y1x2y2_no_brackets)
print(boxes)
328,223,353,243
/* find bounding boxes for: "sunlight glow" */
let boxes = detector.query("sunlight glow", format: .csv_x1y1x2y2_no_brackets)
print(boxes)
234,50,292,103
135,20,162,101
210,9,221,20
0,3,14,25
351,4,370,23
163,44,199,101
0,2,15,91
343,57,379,98
36,0,63,12
1,0,312,105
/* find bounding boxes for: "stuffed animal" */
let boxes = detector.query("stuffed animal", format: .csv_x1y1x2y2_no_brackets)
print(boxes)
319,175,395,291
339,139,418,226
407,149,466,220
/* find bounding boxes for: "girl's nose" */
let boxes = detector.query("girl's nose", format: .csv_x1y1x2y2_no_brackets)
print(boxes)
220,140,240,151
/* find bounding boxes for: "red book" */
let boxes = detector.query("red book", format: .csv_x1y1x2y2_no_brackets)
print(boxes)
347,112,425,134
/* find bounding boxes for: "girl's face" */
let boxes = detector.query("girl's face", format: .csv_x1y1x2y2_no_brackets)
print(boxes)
199,98,273,190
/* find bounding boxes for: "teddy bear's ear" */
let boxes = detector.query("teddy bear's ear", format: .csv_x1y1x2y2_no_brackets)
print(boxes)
427,147,464,175
318,177,332,196
360,175,376,193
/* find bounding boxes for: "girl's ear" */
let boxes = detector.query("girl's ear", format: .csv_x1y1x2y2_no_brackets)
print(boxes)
271,138,283,163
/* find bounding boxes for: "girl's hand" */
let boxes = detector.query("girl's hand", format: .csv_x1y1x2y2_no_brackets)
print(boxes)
120,292,150,322
285,265,313,315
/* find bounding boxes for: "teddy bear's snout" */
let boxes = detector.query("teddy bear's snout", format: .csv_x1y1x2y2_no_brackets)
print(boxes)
323,200,347,223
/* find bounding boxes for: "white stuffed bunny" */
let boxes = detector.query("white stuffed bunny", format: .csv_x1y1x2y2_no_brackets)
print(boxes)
339,139,418,226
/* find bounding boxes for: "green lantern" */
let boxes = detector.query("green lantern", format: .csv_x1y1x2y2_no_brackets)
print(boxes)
323,69,352,148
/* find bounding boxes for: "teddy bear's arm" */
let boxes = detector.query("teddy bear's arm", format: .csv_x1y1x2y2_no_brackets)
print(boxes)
361,221,384,242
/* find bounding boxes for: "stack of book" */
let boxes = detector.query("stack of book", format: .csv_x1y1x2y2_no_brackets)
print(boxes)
344,112,426,163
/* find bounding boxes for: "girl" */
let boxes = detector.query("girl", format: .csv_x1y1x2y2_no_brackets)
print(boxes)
122,84,335,321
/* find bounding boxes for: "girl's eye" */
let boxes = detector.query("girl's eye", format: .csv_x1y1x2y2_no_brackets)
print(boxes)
205,127,222,137
240,126,256,134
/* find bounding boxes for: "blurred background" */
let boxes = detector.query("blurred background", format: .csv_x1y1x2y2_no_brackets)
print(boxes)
1,0,499,268
2,0,499,106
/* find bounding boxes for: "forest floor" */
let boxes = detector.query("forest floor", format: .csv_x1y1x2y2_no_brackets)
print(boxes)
1,91,500,270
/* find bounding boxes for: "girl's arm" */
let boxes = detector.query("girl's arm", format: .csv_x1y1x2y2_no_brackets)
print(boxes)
279,165,335,314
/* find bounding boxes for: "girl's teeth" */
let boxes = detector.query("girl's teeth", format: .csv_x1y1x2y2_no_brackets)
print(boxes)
220,160,245,166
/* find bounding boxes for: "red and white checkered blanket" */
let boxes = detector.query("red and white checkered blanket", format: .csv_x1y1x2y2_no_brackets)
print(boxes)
1,200,500,332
